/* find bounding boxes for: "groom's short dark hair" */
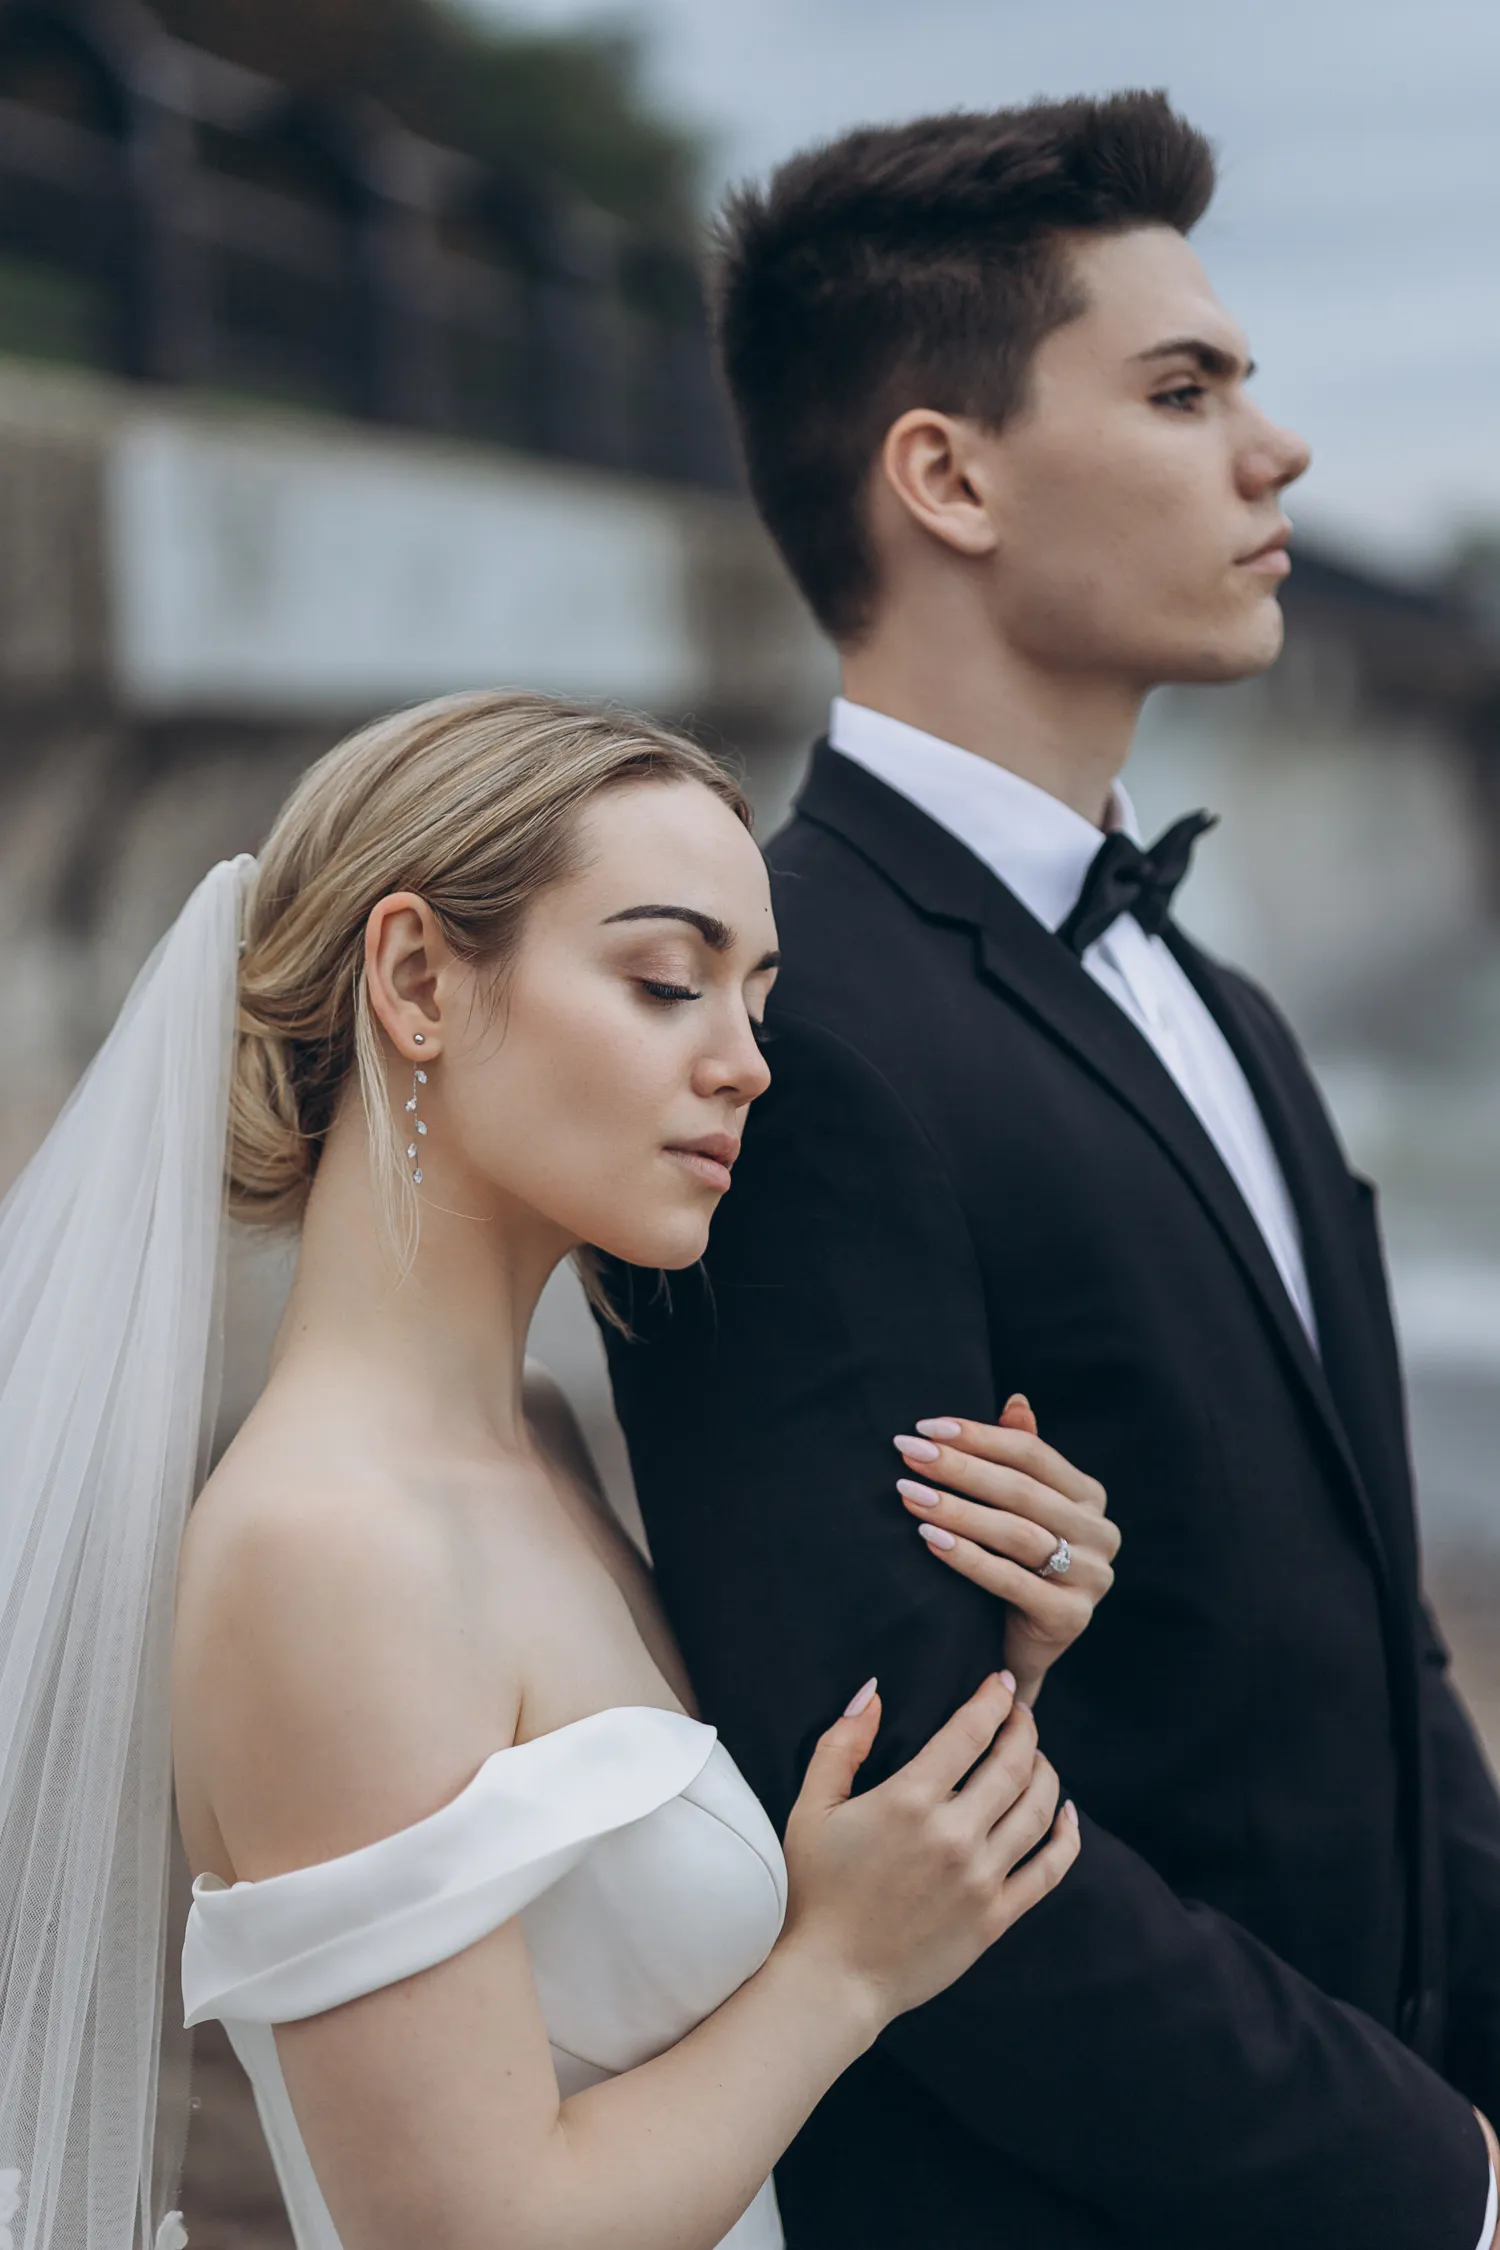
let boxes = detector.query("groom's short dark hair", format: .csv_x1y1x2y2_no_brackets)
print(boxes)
712,91,1215,642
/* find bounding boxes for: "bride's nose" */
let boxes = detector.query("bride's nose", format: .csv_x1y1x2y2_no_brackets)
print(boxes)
696,1017,771,1104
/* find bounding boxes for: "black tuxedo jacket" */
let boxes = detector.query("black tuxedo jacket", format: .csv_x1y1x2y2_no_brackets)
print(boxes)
601,745,1500,2248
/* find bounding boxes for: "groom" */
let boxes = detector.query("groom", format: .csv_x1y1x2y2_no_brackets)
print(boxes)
600,94,1500,2247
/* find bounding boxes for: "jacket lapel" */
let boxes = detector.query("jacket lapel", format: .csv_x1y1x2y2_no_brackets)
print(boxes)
793,745,1394,1585
1167,933,1416,1586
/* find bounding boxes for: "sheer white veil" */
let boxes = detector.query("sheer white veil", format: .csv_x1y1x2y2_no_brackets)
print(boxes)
0,856,255,2250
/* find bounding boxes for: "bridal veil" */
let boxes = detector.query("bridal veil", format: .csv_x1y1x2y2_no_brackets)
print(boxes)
0,858,253,2249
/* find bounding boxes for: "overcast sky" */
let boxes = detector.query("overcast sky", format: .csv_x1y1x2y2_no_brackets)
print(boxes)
468,0,1500,576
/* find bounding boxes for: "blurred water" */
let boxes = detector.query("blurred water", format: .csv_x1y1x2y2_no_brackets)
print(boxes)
1312,927,1500,1567
1302,961,1500,1750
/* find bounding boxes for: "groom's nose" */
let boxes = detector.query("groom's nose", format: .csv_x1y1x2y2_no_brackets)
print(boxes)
1238,406,1311,497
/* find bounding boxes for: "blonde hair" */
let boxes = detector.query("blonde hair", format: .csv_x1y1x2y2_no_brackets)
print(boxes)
230,689,751,1261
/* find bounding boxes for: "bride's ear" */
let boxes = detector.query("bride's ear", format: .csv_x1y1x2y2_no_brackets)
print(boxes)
363,893,452,1059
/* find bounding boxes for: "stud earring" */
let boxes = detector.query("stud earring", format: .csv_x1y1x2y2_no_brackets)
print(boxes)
404,1062,429,1186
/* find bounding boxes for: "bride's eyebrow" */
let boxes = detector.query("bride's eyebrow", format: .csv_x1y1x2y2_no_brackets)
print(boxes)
603,904,781,975
603,904,733,951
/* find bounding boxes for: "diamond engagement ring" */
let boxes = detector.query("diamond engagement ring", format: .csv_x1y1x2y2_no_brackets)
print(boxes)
1038,1536,1072,1580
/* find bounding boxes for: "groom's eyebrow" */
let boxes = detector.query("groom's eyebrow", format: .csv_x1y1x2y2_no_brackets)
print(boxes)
604,904,781,973
1134,335,1256,381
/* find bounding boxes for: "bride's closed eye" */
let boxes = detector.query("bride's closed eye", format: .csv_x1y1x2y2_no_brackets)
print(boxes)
639,980,702,1004
635,979,771,1052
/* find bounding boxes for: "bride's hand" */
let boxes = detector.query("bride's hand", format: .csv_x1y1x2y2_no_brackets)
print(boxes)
780,1670,1078,2025
894,1400,1119,1708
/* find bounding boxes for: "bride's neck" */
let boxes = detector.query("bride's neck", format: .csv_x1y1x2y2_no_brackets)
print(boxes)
270,1104,573,1456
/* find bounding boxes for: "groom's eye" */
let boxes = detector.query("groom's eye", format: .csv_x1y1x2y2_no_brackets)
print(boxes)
1152,381,1206,413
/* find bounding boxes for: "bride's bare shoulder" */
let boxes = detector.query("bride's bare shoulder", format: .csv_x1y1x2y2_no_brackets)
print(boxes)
178,1416,453,1628
173,1416,529,1884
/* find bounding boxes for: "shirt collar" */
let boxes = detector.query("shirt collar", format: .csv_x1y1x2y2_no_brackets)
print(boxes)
827,697,1140,936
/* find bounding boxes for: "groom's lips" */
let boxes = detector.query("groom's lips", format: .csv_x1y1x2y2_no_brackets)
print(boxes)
1237,521,1293,576
664,1134,739,1193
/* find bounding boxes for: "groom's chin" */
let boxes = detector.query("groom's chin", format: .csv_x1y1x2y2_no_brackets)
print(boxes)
1158,602,1288,687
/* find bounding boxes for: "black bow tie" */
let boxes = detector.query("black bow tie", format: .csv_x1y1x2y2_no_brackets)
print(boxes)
1057,811,1218,957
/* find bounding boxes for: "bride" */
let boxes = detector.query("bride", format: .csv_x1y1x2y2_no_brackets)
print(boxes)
0,690,1118,2250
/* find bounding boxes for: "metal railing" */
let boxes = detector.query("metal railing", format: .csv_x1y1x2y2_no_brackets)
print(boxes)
0,7,738,490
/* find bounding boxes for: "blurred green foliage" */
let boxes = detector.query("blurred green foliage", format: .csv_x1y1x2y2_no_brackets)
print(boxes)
144,0,705,236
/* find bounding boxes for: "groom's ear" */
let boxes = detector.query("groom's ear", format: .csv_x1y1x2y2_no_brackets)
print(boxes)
875,408,1003,566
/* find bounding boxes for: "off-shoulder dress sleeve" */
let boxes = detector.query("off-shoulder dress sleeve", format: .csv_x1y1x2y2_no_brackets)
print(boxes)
182,1705,718,2026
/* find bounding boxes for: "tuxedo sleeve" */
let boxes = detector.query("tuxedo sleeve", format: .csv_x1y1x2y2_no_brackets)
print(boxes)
602,1008,1491,2250
1420,1601,1500,2123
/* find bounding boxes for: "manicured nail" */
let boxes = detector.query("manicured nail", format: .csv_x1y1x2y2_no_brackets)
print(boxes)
1064,1799,1079,1826
897,1478,942,1508
894,1434,940,1462
999,1669,1017,1693
915,1417,962,1440
918,1522,956,1551
844,1677,878,1717
1005,1394,1031,1413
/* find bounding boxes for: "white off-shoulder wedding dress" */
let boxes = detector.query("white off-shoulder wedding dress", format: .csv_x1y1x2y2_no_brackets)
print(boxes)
181,1705,789,2250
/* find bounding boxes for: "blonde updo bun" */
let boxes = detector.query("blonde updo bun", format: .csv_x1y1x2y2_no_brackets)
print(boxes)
227,689,750,1238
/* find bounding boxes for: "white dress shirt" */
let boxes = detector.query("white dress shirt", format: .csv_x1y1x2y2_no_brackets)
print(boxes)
828,698,1498,2250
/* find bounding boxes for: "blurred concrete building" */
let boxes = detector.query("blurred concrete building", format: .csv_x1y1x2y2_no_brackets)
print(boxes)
1141,550,1500,1035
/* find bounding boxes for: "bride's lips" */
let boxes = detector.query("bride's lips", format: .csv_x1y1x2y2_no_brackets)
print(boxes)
664,1134,740,1193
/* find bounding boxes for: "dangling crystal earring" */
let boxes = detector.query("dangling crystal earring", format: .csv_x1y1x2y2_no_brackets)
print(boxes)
404,1061,429,1186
